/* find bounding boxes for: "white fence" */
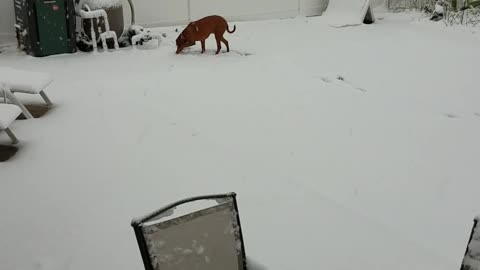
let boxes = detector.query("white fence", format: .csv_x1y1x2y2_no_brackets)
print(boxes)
0,0,329,44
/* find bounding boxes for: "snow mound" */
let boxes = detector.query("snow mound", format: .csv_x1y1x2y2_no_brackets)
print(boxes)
322,0,375,27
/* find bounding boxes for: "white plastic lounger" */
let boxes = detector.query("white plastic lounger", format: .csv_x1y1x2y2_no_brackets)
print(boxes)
1,83,33,119
0,67,54,119
0,104,22,144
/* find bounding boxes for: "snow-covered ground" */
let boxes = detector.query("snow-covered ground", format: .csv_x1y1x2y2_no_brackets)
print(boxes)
1,12,480,270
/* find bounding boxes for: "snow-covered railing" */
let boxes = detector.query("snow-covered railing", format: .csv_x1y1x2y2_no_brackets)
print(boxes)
77,4,119,52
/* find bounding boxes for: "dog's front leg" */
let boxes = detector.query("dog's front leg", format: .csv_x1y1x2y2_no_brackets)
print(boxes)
201,40,206,53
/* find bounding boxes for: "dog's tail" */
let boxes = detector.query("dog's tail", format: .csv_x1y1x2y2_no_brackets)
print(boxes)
227,24,236,34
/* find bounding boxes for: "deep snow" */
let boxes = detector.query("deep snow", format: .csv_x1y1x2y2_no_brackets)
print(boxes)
1,12,480,270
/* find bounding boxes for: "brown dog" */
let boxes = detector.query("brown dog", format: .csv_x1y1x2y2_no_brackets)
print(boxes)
176,15,236,55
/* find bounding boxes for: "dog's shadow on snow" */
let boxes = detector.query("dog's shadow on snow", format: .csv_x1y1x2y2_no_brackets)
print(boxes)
178,50,252,57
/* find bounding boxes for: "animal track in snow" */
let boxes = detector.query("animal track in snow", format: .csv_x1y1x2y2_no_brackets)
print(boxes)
445,113,459,119
320,73,367,93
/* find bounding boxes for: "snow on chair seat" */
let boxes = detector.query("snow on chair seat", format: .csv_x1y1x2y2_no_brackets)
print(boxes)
0,67,54,119
0,104,22,144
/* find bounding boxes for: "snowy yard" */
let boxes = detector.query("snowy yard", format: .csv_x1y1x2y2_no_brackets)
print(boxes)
1,12,480,270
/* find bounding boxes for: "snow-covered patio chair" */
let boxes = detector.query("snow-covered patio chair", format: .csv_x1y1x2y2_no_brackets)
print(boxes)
0,67,54,119
0,103,22,144
131,192,248,270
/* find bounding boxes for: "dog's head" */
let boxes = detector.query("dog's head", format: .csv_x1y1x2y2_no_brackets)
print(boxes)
176,34,186,49
175,23,198,54
176,36,196,54
175,34,189,54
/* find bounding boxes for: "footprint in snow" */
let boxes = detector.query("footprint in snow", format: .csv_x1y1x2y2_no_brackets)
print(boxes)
233,51,253,56
445,113,459,119
321,74,343,83
474,113,480,117
321,74,367,93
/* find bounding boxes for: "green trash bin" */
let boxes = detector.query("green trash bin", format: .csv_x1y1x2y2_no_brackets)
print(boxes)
14,0,76,57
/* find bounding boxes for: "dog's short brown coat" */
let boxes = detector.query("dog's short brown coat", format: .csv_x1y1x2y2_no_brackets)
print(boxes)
176,15,236,54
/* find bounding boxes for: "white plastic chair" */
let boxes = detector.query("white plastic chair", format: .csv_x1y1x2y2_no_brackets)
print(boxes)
0,67,54,119
0,101,22,144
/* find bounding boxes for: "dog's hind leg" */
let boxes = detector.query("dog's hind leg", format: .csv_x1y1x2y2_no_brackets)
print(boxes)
220,37,230,52
214,34,222,54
